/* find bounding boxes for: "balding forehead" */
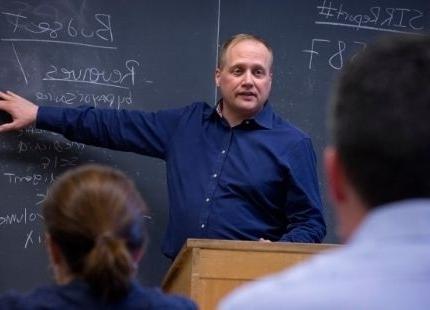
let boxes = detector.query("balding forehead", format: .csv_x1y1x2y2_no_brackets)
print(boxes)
218,36,273,69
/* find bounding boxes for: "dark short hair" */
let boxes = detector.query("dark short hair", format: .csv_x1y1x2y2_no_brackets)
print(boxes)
330,35,430,208
218,33,273,69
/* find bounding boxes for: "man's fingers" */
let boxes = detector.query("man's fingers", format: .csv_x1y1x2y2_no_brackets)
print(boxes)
258,238,272,243
6,90,21,99
0,91,13,100
0,122,16,133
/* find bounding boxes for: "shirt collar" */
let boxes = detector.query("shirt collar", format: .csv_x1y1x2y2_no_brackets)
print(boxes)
350,199,430,245
205,99,274,129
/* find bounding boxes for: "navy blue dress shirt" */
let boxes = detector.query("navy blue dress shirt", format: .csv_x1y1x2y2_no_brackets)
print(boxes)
0,279,196,309
36,102,326,258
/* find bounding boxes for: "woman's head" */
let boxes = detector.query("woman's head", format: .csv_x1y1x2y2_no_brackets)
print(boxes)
43,164,148,302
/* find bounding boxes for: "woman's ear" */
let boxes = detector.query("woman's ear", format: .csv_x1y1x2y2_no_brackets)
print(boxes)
45,233,74,284
45,233,62,265
132,246,145,264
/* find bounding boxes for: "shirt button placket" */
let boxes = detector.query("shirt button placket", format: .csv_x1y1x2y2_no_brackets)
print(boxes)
201,142,229,232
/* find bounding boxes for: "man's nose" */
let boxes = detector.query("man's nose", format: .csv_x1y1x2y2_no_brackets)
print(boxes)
241,71,253,86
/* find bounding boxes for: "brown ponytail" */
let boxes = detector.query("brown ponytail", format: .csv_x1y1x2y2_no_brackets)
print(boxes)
43,164,148,302
83,234,134,301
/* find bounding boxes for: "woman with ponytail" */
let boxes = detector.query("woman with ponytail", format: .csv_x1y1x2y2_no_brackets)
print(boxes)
0,164,196,309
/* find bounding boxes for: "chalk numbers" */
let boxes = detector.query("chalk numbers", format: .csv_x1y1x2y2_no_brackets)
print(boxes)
303,38,366,70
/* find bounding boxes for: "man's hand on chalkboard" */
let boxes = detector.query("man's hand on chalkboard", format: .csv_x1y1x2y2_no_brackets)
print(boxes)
0,91,38,132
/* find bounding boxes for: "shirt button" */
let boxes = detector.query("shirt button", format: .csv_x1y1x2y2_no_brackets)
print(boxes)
201,224,205,229
205,198,210,202
221,150,226,154
245,120,250,125
212,173,217,178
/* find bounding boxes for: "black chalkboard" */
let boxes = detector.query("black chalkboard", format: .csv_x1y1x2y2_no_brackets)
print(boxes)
0,0,219,293
1,0,429,295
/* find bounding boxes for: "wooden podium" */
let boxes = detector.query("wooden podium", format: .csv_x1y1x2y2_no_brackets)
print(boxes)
162,239,336,309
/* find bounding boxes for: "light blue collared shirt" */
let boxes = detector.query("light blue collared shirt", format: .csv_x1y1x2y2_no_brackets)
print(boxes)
220,199,430,310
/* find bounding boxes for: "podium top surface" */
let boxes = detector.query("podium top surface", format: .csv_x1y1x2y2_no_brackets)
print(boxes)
183,238,337,253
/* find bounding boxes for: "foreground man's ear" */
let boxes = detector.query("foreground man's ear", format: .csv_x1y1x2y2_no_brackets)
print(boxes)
324,147,348,205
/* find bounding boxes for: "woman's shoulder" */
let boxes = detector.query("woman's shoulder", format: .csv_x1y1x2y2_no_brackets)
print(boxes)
0,281,197,310
124,283,197,309
0,282,79,310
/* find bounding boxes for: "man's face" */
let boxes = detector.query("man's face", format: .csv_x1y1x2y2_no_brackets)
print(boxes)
215,39,272,123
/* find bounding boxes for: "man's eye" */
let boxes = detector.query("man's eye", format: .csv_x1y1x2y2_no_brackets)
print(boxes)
254,69,265,77
232,68,242,75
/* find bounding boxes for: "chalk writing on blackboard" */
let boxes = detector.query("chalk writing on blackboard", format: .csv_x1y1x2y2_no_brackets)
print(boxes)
0,3,139,252
302,38,366,69
0,203,44,248
1,11,115,49
43,59,140,89
302,1,427,70
35,91,133,109
315,0,424,33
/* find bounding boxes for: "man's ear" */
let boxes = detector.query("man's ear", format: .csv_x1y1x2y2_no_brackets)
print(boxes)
324,146,369,242
324,147,347,204
269,71,273,89
215,68,221,87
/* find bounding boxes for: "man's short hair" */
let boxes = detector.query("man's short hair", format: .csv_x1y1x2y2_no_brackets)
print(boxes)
330,35,430,208
217,33,273,69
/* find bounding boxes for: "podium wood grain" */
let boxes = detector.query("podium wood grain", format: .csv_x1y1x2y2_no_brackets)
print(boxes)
162,239,337,309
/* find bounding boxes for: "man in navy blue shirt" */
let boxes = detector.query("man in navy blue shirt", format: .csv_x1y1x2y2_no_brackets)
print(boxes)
0,34,326,259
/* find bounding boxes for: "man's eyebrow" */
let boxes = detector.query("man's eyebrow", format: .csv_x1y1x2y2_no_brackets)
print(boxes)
252,64,266,70
230,62,265,67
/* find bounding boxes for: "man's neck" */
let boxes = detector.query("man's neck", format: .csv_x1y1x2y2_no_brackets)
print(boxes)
217,100,261,127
